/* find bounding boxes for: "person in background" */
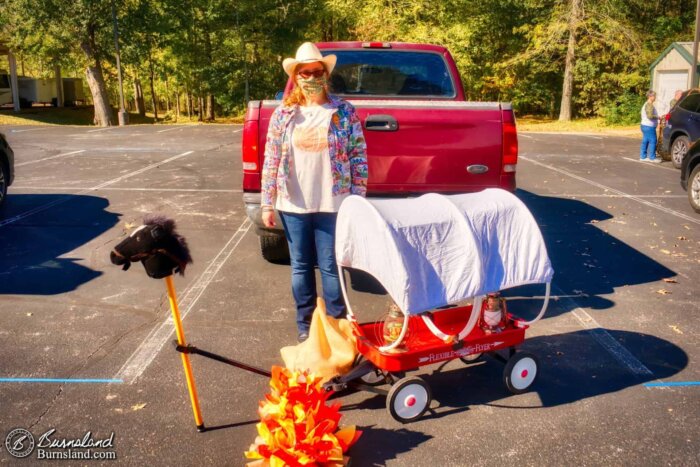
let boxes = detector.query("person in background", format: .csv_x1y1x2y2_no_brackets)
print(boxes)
261,42,368,343
640,90,660,163
669,89,683,109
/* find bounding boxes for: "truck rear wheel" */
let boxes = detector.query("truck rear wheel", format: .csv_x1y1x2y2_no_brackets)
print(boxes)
260,234,289,263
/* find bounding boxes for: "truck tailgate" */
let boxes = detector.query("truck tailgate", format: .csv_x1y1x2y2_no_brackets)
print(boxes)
254,100,507,195
353,100,504,193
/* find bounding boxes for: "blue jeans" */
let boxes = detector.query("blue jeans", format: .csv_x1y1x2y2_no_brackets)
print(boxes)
640,125,657,160
279,211,346,333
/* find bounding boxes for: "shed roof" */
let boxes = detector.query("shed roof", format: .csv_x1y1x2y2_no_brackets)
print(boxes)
650,42,698,70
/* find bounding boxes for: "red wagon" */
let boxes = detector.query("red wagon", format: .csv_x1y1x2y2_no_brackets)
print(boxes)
327,189,554,423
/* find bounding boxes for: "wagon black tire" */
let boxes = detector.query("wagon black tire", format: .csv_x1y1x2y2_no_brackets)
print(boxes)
0,161,7,208
503,352,539,394
459,353,483,364
688,165,700,214
353,355,386,386
386,376,431,423
671,135,689,169
259,234,289,263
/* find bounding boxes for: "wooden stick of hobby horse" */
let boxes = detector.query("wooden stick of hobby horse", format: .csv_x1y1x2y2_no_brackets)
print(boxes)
164,275,205,432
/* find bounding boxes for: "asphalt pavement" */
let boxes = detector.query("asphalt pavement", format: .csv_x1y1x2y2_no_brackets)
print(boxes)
0,124,698,466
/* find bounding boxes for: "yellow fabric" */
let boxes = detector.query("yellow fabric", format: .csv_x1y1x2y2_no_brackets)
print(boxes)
281,298,358,383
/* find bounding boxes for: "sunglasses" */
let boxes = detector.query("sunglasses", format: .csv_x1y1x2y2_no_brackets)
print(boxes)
297,68,326,79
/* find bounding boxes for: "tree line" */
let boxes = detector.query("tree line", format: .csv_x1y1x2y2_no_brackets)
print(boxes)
0,0,695,126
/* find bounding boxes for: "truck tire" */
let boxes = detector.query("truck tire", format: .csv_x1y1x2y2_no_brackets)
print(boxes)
260,234,289,263
671,136,689,169
688,165,700,214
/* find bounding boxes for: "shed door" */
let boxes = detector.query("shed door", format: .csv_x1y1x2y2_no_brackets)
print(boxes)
657,71,689,115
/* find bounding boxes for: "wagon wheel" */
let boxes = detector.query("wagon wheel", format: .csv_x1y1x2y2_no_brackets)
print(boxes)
459,353,483,364
386,376,432,423
503,352,539,394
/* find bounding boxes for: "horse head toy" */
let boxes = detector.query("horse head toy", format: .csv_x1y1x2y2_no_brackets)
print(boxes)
110,214,192,279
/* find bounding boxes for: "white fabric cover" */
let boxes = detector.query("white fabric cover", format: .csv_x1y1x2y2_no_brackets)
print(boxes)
335,189,554,315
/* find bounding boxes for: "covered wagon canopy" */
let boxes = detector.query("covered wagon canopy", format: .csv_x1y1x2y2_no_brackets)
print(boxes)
335,189,554,315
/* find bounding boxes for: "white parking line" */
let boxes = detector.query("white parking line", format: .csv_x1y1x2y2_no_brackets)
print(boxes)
114,217,253,384
11,186,242,193
554,194,686,198
0,151,194,228
520,130,631,138
157,126,187,133
622,157,677,172
16,150,86,167
520,156,700,225
568,303,653,377
87,126,119,133
10,127,51,133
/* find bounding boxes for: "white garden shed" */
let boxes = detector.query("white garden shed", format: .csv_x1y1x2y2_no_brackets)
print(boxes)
650,42,699,116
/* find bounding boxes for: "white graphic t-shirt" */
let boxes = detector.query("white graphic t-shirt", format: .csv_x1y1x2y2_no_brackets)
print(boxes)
276,103,348,213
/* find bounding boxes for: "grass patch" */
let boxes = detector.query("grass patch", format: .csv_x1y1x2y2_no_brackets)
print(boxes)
517,115,639,136
0,106,244,126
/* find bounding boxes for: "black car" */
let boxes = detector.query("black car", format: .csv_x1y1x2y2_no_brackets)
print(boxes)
680,139,700,213
662,89,700,169
0,132,15,207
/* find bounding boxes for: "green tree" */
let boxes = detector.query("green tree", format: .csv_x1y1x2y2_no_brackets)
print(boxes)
2,0,116,125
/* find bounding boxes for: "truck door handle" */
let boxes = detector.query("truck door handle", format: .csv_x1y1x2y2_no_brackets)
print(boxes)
365,114,398,131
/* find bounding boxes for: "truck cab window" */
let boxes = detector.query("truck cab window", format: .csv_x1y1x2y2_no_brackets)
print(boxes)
325,50,455,98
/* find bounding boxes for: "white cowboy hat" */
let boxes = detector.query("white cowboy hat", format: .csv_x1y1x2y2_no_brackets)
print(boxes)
282,42,337,77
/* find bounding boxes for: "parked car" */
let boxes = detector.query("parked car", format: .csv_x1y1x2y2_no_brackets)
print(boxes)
242,42,520,261
661,88,700,169
680,138,700,213
0,132,14,207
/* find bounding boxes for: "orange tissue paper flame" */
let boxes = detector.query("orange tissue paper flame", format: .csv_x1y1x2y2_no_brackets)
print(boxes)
245,366,361,466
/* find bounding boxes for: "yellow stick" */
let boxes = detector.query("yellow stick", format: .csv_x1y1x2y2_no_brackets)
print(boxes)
164,275,205,431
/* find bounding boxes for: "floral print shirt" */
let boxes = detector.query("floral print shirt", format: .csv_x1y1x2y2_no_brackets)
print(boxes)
261,95,368,207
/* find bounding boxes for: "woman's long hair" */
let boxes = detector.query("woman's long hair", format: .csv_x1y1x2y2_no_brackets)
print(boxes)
283,63,329,107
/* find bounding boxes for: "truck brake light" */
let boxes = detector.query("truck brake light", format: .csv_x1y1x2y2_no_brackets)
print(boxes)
362,42,391,48
242,120,259,172
502,120,518,173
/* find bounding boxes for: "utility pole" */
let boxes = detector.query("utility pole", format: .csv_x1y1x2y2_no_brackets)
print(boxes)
112,0,128,125
693,0,700,87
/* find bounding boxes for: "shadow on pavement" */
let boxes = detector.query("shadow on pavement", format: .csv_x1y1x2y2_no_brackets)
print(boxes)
335,330,684,439
421,329,684,411
0,194,120,295
349,425,433,467
515,190,676,317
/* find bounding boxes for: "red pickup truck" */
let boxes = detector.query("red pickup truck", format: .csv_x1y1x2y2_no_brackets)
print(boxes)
242,42,518,261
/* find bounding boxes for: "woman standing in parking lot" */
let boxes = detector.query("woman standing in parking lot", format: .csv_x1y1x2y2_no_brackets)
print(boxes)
640,90,661,163
260,42,368,343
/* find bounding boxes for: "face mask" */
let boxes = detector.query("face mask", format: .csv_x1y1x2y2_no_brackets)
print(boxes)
298,75,328,97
